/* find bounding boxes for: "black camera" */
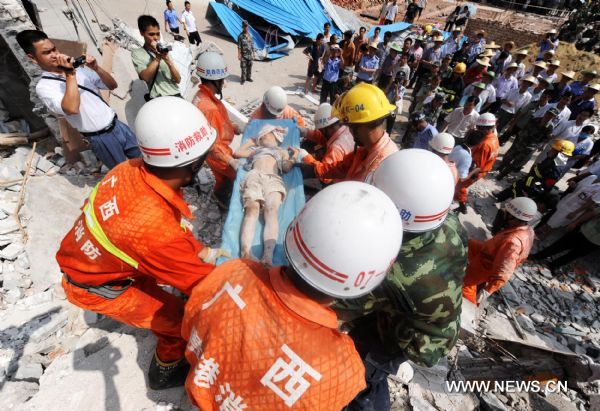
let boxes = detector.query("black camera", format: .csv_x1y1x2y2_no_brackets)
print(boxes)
156,42,172,54
71,55,86,68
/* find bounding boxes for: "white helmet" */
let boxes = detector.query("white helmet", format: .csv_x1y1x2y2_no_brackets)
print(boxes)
196,51,229,80
429,132,455,154
476,112,496,127
505,197,537,222
371,149,455,233
134,97,216,167
263,86,287,116
314,103,339,129
285,181,403,299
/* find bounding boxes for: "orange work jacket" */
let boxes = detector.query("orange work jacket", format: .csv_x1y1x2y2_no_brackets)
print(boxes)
193,85,237,188
181,259,365,410
250,104,306,128
303,125,356,184
464,225,534,296
471,130,499,178
55,159,214,295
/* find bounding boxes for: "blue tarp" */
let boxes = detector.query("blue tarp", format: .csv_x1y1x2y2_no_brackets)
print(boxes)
217,119,305,266
229,0,339,39
228,0,310,37
366,22,412,39
209,2,287,60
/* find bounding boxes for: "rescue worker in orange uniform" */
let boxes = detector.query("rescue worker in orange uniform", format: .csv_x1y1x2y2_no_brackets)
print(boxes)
429,132,459,183
463,197,536,305
295,83,398,182
56,97,219,390
298,102,355,184
181,182,404,410
250,86,306,128
455,112,499,213
192,52,242,198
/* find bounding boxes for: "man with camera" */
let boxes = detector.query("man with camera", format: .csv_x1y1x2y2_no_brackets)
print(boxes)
16,30,140,169
132,15,182,100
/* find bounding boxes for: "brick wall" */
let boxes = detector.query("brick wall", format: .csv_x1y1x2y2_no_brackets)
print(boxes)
331,0,383,11
464,18,542,48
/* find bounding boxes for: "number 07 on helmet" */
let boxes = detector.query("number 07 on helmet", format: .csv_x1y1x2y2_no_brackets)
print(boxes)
285,182,403,299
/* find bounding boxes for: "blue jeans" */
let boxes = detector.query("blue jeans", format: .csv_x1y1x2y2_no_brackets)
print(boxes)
87,120,141,169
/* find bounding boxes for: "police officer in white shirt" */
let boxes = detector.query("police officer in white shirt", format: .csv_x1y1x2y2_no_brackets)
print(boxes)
17,30,140,169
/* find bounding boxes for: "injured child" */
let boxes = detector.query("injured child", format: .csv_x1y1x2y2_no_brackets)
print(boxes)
234,124,298,265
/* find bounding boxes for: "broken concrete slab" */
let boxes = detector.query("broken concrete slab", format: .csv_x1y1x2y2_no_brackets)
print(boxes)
0,241,25,260
13,361,43,380
29,310,69,343
0,218,19,235
0,380,39,409
25,331,191,410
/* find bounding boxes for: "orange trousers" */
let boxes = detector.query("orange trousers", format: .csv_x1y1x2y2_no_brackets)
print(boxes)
455,176,480,203
62,276,186,363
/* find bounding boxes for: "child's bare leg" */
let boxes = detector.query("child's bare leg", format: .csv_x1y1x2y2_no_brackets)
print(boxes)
305,76,311,94
261,191,283,266
240,200,260,260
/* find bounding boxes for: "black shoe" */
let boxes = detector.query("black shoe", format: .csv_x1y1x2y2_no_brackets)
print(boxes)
148,354,190,390
241,80,245,85
454,203,467,214
247,78,253,82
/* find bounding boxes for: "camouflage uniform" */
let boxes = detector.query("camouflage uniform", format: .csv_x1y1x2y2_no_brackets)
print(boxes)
496,119,554,178
237,32,253,82
336,213,468,409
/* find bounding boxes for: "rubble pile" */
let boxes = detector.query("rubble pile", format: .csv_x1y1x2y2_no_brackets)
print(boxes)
500,263,600,358
0,147,61,306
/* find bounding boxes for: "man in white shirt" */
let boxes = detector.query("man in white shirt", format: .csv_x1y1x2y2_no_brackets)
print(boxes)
384,0,399,24
181,1,201,46
496,75,534,133
491,64,518,111
532,91,572,127
535,109,593,164
441,96,480,139
17,30,140,169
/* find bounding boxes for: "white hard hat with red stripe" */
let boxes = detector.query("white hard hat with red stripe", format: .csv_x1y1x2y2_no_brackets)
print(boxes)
429,132,455,154
371,149,455,232
284,181,403,299
134,96,217,167
196,51,229,80
314,103,339,129
505,197,537,222
476,112,497,127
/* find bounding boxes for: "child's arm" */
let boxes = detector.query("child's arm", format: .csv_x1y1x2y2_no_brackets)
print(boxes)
280,148,296,173
234,139,257,158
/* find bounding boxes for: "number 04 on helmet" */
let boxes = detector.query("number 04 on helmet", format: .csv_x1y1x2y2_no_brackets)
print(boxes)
285,181,403,299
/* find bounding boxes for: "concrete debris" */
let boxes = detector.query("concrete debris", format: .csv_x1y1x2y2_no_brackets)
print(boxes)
479,392,508,411
0,380,39,409
13,361,43,381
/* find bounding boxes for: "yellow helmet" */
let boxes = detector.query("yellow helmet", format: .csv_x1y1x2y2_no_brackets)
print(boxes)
454,62,467,74
332,83,395,124
551,139,574,156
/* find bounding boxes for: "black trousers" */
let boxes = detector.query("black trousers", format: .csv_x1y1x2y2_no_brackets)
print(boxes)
377,73,392,91
346,314,406,411
187,31,201,46
169,26,180,34
320,79,337,104
531,230,598,268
